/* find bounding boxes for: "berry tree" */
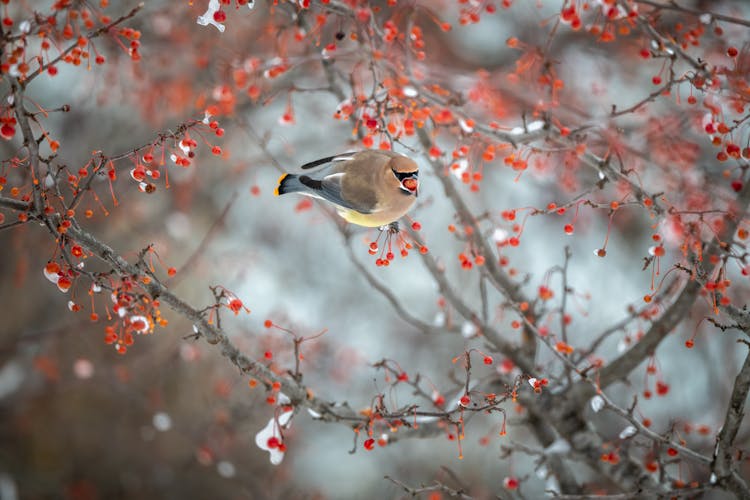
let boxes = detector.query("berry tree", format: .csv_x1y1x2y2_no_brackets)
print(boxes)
1,0,750,497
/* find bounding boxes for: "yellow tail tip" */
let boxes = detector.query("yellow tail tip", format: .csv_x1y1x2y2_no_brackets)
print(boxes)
274,173,289,197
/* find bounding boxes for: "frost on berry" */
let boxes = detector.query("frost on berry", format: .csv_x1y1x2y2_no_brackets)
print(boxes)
197,0,226,33
432,390,446,407
57,276,72,293
451,158,469,180
129,315,150,334
255,409,293,465
44,262,62,284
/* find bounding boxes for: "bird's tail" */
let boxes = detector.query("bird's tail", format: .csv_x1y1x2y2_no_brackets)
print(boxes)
274,173,302,196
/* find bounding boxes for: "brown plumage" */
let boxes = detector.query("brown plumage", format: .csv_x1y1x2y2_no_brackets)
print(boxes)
274,150,419,227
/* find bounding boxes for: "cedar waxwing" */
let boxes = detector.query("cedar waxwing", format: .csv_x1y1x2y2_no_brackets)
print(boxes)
274,150,419,227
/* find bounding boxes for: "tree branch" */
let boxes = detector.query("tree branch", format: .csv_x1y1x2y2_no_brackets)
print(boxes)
711,345,750,498
634,0,750,28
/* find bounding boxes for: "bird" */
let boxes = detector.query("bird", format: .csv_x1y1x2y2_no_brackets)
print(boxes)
274,150,419,228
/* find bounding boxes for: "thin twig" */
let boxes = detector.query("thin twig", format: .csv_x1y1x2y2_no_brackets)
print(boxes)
23,3,145,85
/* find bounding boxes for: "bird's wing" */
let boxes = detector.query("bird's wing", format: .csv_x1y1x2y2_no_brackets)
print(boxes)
298,172,374,214
299,152,359,170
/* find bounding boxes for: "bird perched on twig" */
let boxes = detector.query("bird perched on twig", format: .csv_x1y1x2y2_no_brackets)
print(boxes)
274,150,419,228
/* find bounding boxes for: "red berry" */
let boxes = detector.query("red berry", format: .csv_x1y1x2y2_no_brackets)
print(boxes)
266,436,280,449
0,123,15,140
503,476,519,490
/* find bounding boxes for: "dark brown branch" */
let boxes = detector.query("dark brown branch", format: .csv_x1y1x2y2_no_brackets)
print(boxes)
11,84,43,217
384,475,474,500
61,222,362,425
0,195,31,212
711,345,750,497
634,0,750,28
550,485,710,499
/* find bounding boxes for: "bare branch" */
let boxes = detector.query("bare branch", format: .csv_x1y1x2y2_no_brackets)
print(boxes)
711,345,750,497
384,475,474,500
634,0,750,28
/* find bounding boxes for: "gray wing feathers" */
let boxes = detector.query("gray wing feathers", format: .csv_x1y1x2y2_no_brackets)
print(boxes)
319,173,374,213
292,172,373,213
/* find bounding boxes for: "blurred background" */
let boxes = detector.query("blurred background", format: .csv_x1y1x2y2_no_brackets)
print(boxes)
1,0,749,498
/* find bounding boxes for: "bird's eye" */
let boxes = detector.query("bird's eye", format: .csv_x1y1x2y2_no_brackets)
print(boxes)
393,168,418,181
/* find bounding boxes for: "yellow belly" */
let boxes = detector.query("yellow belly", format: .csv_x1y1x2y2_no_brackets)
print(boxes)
337,208,404,228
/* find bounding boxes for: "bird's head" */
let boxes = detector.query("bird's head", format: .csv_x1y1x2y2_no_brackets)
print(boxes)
390,156,419,196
